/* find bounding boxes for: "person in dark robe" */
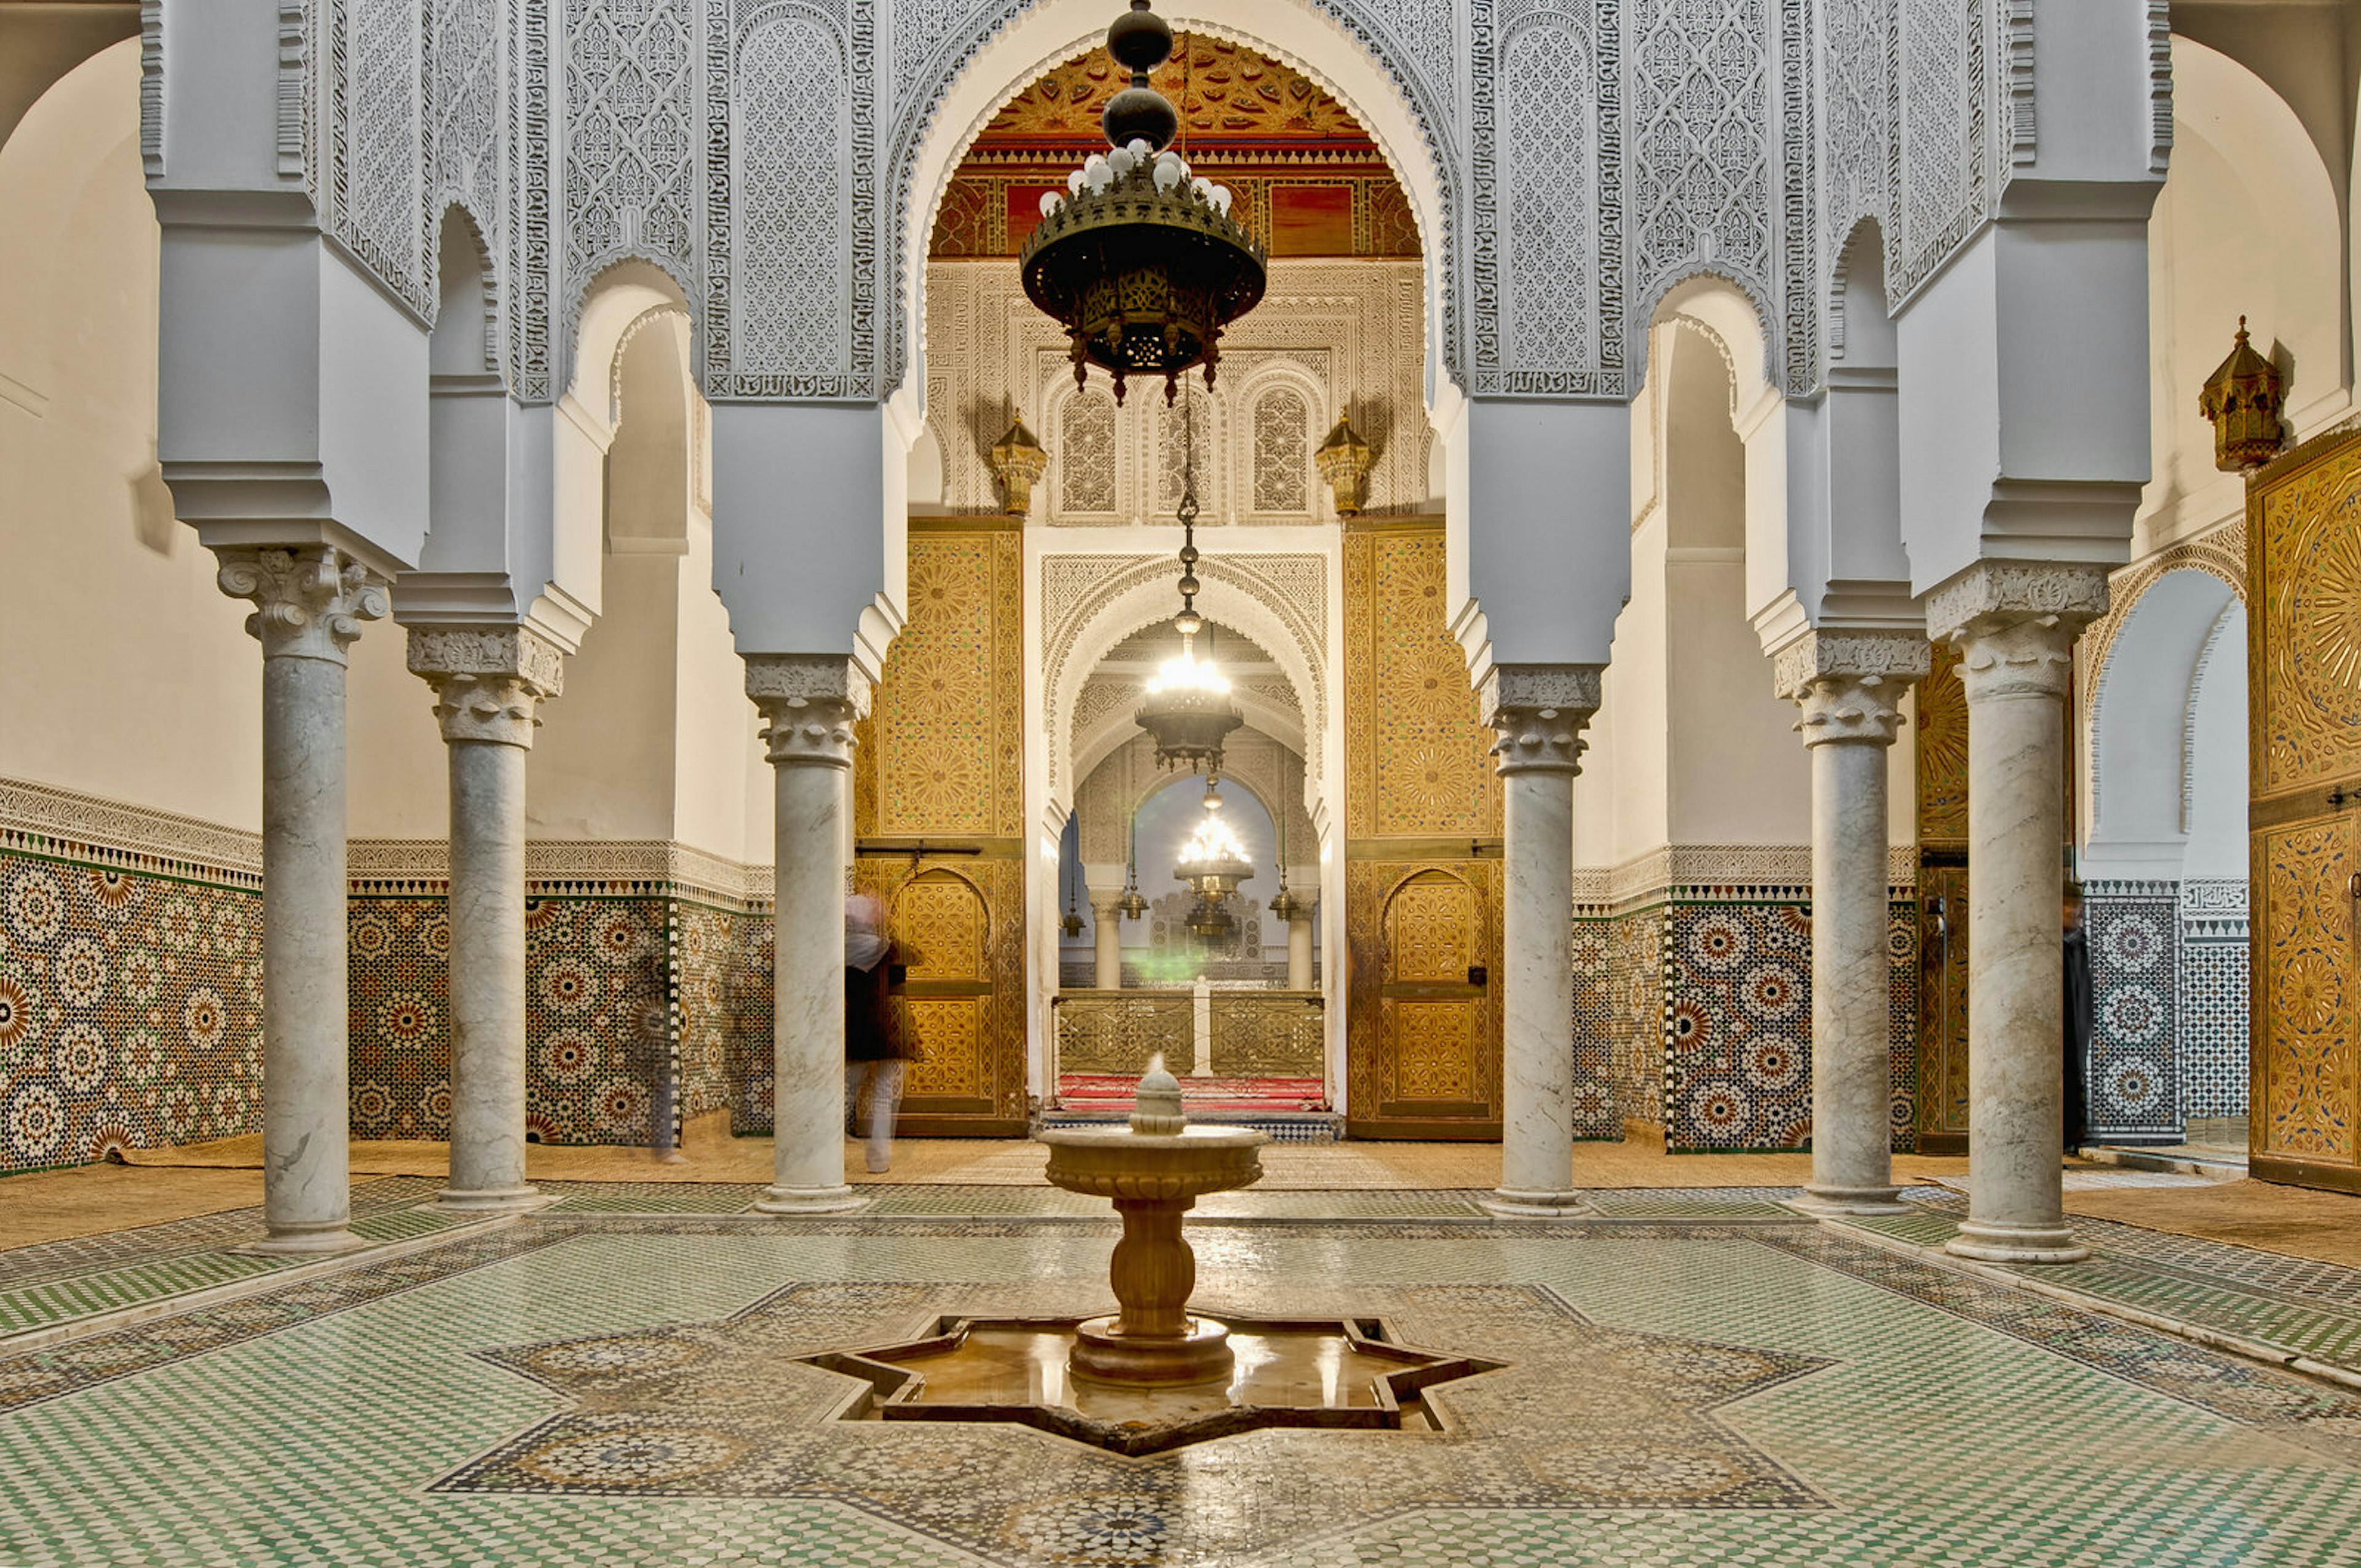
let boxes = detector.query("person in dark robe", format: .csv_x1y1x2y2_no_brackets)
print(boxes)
2062,882,2093,1153
844,894,920,1174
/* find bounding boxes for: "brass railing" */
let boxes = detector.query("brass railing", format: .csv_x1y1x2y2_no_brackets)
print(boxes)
1051,990,1193,1078
1051,989,1326,1087
1208,990,1324,1079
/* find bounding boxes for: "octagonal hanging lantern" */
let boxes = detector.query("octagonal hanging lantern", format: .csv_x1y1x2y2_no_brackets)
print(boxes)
2198,317,2287,472
1019,1,1268,406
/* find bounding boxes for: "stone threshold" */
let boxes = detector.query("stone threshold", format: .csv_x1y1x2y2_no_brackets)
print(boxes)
1813,1211,2361,1393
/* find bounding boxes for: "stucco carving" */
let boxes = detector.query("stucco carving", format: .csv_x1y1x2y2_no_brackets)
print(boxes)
1484,662,1602,776
215,546,392,666
925,260,1420,520
408,624,569,747
1040,551,1328,799
164,2,2057,405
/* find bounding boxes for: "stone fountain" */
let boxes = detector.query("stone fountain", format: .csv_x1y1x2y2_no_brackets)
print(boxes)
1037,1057,1265,1386
796,1058,1497,1454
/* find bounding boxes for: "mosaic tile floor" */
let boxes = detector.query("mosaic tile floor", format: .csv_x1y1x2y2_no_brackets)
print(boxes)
1832,1191,2361,1377
4,1205,2361,1565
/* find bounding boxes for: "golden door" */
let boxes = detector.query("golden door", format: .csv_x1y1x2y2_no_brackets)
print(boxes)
857,861,1027,1135
2248,430,2361,1190
1347,864,1502,1138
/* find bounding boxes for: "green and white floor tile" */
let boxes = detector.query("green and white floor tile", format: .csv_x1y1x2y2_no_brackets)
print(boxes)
2,1211,2360,1564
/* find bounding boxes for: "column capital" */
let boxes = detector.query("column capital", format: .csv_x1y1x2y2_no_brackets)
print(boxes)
407,625,566,747
1482,663,1602,778
214,545,389,664
746,654,866,770
1775,629,1929,748
1926,562,2109,703
1086,888,1126,918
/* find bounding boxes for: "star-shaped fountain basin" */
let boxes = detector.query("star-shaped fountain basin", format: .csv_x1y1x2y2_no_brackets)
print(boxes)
804,1310,1503,1456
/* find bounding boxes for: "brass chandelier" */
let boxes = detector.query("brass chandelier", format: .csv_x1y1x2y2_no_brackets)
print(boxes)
1174,783,1253,949
1018,1,1268,406
1132,398,1242,776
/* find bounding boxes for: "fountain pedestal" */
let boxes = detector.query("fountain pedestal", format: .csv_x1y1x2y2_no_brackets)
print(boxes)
1072,1197,1233,1385
1038,1063,1265,1387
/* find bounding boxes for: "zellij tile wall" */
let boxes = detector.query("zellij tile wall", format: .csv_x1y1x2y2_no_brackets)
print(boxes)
1,843,264,1174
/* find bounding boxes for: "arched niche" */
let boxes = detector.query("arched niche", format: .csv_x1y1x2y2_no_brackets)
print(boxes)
2086,567,2245,877
1042,554,1327,819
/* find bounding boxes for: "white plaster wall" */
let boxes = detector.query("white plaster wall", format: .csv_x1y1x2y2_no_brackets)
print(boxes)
529,554,679,841
0,43,262,831
670,512,765,863
2183,602,2248,881
346,624,448,838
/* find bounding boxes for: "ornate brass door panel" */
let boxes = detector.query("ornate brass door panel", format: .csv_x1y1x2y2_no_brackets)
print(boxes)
2249,430,2361,1190
1346,861,1502,1137
1915,857,1971,1154
848,521,1027,1135
1340,520,1506,1140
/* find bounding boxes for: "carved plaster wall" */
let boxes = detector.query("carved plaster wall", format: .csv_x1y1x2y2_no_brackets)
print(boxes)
153,0,2145,411
924,258,1428,520
1039,550,1329,803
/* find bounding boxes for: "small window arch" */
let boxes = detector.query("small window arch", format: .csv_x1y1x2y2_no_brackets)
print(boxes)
1252,385,1311,514
1058,387,1118,515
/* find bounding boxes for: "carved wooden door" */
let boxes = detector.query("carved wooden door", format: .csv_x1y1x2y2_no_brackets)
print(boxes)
1915,857,1971,1153
888,869,995,1124
2249,430,2361,1190
1351,866,1501,1137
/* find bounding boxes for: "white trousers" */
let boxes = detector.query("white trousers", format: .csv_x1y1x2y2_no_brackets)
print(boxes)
845,1059,907,1173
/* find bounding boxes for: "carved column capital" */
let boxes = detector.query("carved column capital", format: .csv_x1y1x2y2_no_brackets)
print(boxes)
1086,888,1126,919
1926,562,2110,704
1482,663,1602,778
746,654,868,770
214,545,390,664
1775,629,1929,748
407,625,567,747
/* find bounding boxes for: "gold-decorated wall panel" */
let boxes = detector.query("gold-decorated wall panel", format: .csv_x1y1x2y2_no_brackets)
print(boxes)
861,530,1024,840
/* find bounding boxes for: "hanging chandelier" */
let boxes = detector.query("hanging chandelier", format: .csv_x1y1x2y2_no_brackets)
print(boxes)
1133,399,1243,774
1019,1,1268,406
1174,788,1253,949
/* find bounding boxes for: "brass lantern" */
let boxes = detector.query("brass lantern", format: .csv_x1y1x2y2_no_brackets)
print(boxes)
1174,795,1252,950
1315,412,1375,515
987,415,1047,515
2198,317,2287,472
1018,1,1268,405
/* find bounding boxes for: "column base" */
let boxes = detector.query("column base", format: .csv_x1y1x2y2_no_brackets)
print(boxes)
1480,1189,1591,1219
1944,1219,2090,1265
754,1184,866,1215
1790,1183,1909,1217
238,1221,367,1256
434,1184,547,1215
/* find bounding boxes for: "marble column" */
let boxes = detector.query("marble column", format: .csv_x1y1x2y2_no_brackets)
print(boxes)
1285,896,1316,991
1778,631,1927,1216
1479,665,1602,1218
1090,889,1125,989
748,655,866,1214
215,546,389,1252
1930,564,2109,1264
407,626,564,1211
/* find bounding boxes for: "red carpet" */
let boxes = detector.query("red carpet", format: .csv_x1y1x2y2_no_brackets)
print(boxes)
1054,1074,1328,1114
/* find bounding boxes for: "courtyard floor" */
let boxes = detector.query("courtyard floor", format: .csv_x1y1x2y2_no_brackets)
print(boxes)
3,1140,2357,1566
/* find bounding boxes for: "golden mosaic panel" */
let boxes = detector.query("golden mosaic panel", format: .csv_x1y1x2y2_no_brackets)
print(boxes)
2254,816,2357,1165
1387,877,1474,983
1915,641,1969,848
2253,442,2361,798
1389,1002,1477,1100
863,532,1022,839
898,877,987,983
1342,529,1500,841
903,998,983,1099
